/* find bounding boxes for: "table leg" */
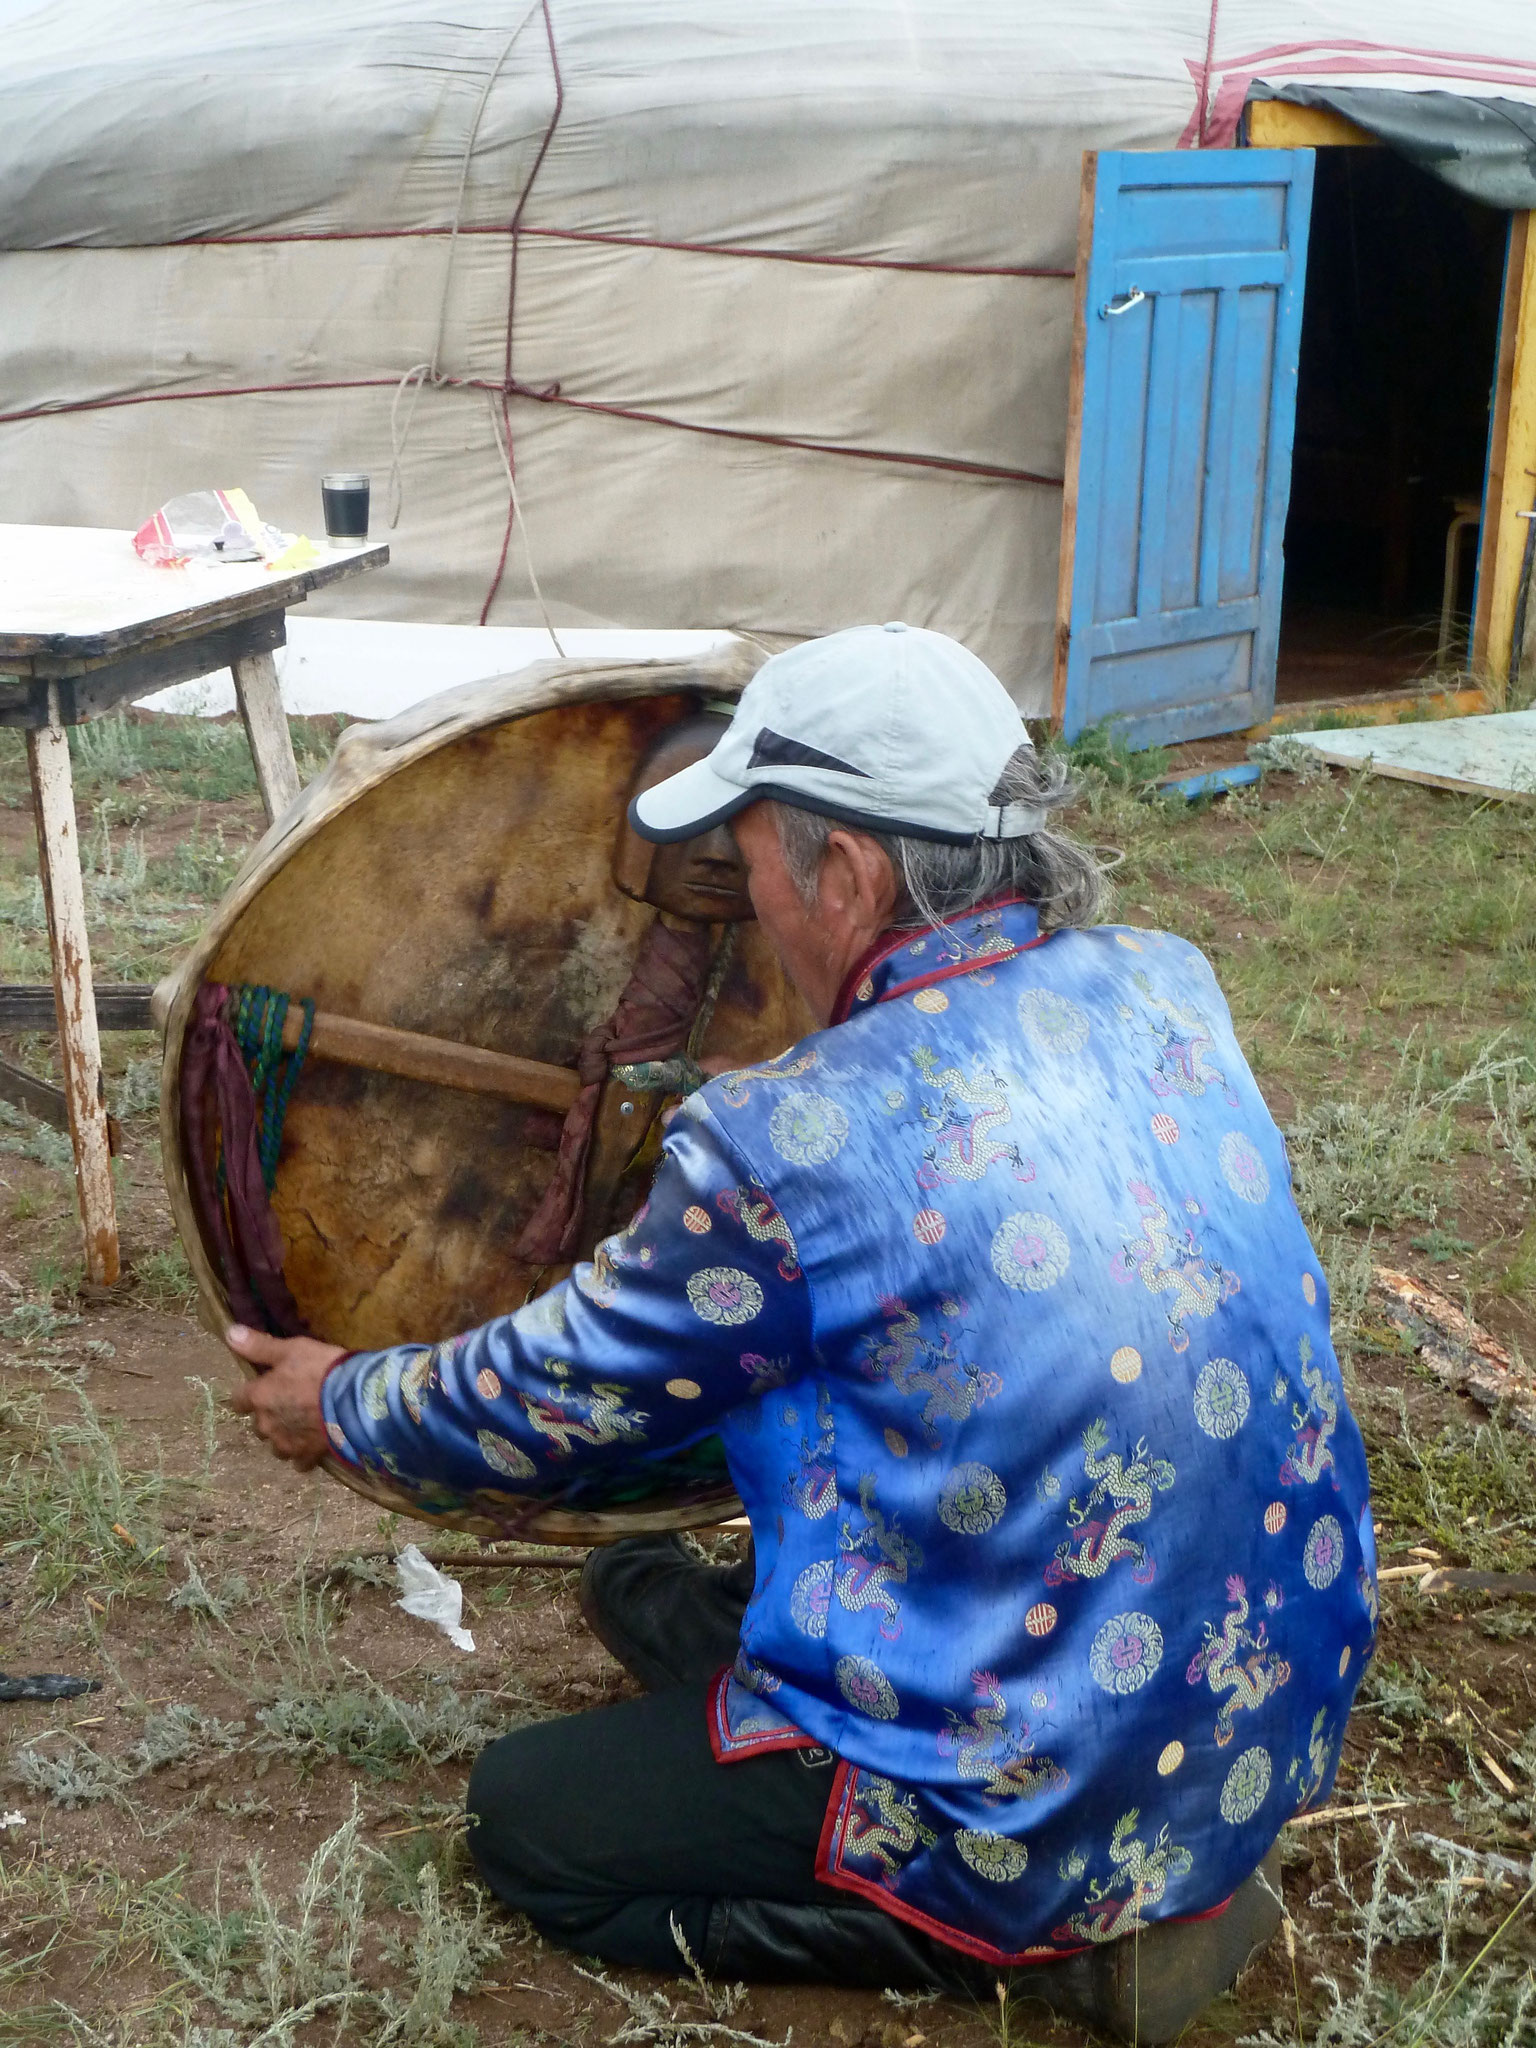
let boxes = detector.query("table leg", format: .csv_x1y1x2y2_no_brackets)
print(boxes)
231,648,301,825
25,709,120,1287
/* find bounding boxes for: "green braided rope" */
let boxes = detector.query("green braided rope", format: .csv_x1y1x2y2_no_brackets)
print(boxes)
610,1057,706,1095
228,984,316,1193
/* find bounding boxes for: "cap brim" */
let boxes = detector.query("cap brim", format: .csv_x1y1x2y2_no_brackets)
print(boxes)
629,755,755,843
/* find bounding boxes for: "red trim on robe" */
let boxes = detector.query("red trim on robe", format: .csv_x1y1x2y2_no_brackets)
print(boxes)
812,1763,1237,1968
707,1666,821,1761
831,896,1049,1026
877,935,1053,1009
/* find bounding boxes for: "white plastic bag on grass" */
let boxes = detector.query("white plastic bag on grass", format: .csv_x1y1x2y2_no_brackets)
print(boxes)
394,1544,474,1652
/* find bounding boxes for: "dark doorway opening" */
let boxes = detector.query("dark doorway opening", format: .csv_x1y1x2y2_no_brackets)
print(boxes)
1277,149,1507,701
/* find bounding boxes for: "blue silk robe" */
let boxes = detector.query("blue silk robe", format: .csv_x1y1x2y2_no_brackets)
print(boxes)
323,900,1376,1965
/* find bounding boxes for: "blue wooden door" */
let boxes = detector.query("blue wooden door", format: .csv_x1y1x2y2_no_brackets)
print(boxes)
1055,149,1314,747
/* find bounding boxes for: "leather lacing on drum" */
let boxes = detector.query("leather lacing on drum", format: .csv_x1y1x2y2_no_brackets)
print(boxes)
513,918,718,1265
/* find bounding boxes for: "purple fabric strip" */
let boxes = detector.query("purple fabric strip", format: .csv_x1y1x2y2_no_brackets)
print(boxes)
180,982,306,1336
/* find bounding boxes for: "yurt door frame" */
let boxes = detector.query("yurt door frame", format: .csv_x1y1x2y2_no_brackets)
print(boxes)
1053,149,1315,747
1246,98,1536,699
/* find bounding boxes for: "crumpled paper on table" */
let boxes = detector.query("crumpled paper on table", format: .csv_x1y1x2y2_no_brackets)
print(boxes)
394,1543,475,1652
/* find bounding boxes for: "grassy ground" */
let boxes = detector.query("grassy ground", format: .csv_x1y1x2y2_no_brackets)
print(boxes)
0,710,1533,2047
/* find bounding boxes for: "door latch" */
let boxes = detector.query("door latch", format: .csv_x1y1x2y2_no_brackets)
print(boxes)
1099,286,1147,320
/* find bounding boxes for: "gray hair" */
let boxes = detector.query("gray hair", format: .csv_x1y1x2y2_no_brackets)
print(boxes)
771,745,1104,932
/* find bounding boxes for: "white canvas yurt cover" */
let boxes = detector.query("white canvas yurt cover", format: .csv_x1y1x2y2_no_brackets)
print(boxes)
3,1,1536,707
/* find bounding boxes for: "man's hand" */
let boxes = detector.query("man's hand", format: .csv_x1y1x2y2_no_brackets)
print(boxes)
225,1325,348,1470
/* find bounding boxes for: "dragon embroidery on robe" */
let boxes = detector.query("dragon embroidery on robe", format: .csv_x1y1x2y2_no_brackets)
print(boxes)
519,1360,648,1458
719,1050,819,1107
1126,971,1240,1107
909,1046,1035,1191
840,1773,939,1877
861,1295,1002,1445
1059,1811,1194,1945
931,907,1012,967
1280,1336,1340,1487
731,1651,784,1700
716,1183,801,1280
1186,1574,1293,1746
783,1385,838,1519
1115,1180,1239,1352
1359,1561,1379,1629
397,1349,438,1425
1287,1708,1334,1808
836,1474,923,1639
1044,1419,1174,1587
939,1671,1068,1803
576,1237,623,1308
739,1352,793,1398
730,1348,793,1437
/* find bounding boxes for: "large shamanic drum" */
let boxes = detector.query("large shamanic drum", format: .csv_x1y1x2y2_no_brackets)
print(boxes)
159,647,813,1541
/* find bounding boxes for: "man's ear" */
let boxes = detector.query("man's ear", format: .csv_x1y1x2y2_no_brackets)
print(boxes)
819,829,899,935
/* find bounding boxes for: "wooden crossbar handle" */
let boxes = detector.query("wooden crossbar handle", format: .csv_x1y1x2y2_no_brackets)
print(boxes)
279,1004,581,1115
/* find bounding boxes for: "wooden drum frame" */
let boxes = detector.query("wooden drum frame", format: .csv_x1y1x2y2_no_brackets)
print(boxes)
159,647,811,1542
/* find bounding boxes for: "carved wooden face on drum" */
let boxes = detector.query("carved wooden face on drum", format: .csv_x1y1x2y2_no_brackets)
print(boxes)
612,711,756,922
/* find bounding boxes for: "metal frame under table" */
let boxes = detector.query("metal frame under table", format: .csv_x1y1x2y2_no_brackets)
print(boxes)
0,523,389,1286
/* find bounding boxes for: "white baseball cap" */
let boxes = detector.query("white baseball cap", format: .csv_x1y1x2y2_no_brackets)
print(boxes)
630,623,1042,846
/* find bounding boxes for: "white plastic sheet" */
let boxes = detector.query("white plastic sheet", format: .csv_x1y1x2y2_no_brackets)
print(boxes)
134,617,738,719
394,1543,475,1653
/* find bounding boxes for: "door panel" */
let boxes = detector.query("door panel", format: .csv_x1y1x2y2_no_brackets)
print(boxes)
1118,182,1289,260
1054,149,1314,748
1160,292,1218,614
1094,301,1153,622
1080,635,1253,731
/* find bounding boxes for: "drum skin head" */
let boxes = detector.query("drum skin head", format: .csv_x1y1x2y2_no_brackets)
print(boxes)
160,648,810,1540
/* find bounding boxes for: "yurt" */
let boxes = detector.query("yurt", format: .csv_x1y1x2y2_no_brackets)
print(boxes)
4,2,1536,741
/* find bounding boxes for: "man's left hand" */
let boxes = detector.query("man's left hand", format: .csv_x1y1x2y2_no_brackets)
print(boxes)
225,1325,347,1469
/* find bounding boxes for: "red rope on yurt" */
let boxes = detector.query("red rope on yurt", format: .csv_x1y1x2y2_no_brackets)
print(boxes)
0,374,1063,487
1197,0,1222,145
169,223,1075,283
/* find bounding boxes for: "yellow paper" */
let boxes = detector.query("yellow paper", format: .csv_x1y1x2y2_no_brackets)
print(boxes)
221,485,264,536
264,534,323,575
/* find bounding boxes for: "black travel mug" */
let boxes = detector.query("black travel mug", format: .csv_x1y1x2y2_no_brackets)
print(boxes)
321,472,370,548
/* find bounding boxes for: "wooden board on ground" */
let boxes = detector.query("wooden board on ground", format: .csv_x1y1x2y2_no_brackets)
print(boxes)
1372,1266,1536,1437
160,644,814,1541
1286,708,1536,801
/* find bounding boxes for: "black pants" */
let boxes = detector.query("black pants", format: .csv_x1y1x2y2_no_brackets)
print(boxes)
464,1538,1284,2037
465,1536,990,1990
469,1681,840,1967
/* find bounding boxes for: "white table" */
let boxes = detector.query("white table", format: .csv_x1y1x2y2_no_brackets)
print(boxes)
0,523,388,1284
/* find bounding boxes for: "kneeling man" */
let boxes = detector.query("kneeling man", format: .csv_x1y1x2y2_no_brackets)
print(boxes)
232,625,1375,2043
